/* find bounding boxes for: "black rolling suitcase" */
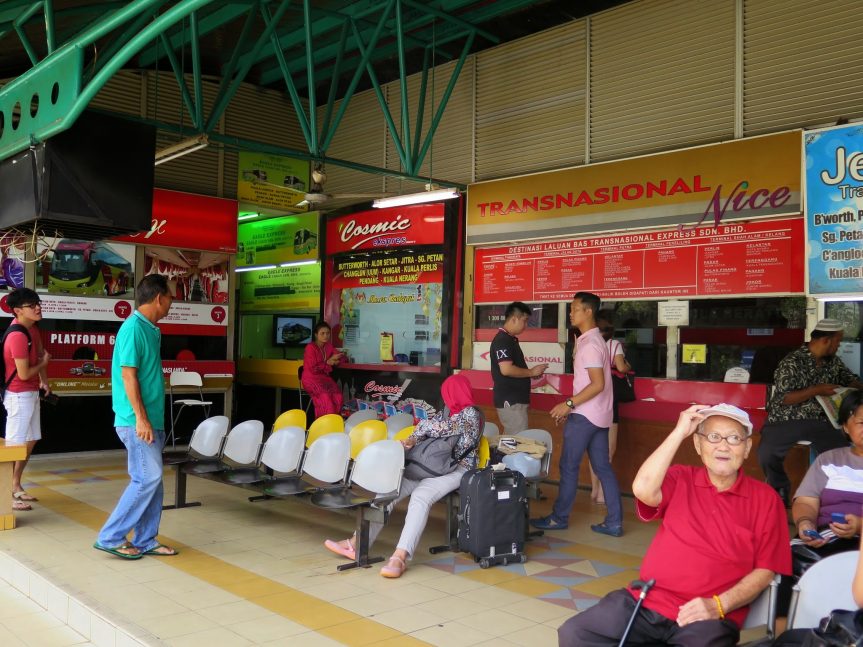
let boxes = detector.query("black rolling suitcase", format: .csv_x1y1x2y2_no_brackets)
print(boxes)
458,466,528,568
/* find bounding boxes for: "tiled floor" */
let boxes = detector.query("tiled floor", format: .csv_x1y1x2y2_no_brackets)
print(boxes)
0,451,666,646
0,579,93,647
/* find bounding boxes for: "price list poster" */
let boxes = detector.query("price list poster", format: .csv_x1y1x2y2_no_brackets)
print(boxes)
805,124,863,296
474,219,804,303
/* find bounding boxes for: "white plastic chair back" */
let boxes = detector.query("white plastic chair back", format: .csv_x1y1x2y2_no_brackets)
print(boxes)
351,440,404,494
483,421,500,438
170,370,204,387
516,428,553,478
502,453,541,478
385,413,414,438
222,420,265,465
303,433,351,484
344,409,378,434
189,416,230,457
261,426,305,473
790,550,857,629
742,574,779,636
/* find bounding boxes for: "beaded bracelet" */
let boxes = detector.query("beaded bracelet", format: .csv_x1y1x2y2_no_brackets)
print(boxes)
713,595,725,620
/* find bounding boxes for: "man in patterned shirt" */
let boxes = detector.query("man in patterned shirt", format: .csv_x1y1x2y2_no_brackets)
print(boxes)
757,319,863,505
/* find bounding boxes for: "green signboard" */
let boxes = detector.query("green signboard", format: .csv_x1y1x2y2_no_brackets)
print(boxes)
237,152,310,211
237,213,319,267
239,262,321,311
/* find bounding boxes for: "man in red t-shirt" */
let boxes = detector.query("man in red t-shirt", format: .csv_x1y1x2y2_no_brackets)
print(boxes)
3,288,51,511
558,403,791,646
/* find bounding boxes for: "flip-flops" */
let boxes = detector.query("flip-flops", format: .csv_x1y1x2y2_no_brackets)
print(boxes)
143,543,179,556
324,538,356,561
12,499,31,511
380,555,407,579
93,542,143,560
13,491,37,502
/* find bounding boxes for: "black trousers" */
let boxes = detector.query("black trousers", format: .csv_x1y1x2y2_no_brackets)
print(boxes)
557,588,740,647
757,419,847,493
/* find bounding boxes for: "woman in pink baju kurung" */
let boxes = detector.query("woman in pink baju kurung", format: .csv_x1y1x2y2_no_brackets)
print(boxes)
301,322,344,417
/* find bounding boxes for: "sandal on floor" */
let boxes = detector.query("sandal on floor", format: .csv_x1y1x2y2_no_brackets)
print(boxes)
143,543,179,556
93,542,143,560
12,499,31,511
324,538,356,561
13,490,37,502
380,555,407,579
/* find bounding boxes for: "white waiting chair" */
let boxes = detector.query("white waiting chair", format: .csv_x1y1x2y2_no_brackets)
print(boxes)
224,426,306,486
483,421,500,438
516,428,554,539
164,415,230,466
385,412,414,438
788,550,858,629
169,371,212,447
740,574,780,641
263,431,351,497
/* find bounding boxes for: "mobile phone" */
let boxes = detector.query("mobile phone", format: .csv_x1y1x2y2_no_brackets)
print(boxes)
831,512,847,524
803,529,824,541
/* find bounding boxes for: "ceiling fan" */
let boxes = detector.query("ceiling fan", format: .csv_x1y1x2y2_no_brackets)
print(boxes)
296,163,390,208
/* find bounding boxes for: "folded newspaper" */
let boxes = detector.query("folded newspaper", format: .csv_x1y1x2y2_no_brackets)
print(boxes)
816,387,857,429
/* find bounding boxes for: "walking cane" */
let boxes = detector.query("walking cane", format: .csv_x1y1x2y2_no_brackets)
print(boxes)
618,578,656,647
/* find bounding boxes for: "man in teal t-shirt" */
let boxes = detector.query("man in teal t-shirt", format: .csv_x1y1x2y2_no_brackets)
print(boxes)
95,274,178,559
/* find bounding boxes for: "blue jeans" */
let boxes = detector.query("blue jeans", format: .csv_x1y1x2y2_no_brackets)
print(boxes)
551,414,623,527
97,427,165,551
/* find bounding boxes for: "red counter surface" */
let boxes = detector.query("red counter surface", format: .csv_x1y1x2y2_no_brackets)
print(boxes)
459,370,805,493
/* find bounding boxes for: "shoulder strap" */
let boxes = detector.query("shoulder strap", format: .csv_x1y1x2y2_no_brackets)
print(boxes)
2,324,32,391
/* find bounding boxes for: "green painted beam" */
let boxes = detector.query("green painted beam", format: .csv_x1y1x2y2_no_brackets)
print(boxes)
190,11,203,130
137,2,252,67
87,5,155,80
158,30,199,128
44,0,56,53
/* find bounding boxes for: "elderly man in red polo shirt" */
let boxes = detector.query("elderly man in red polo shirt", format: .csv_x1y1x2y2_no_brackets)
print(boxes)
558,403,791,646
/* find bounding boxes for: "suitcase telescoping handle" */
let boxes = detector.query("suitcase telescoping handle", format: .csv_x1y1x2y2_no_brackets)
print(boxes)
618,579,656,647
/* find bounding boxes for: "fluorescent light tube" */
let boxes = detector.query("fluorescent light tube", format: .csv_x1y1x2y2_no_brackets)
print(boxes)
235,264,277,273
155,134,209,166
279,260,317,267
373,188,459,208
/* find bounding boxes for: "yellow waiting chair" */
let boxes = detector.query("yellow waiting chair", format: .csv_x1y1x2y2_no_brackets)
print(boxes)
273,409,307,433
477,436,491,468
348,419,387,459
306,414,345,447
392,426,414,441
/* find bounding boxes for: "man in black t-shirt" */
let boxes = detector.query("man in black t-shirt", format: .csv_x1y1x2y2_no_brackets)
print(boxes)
490,302,548,434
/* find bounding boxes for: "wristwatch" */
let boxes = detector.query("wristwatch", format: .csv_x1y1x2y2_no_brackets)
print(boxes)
565,398,574,408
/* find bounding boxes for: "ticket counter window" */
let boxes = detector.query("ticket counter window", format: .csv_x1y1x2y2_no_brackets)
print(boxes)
825,301,863,376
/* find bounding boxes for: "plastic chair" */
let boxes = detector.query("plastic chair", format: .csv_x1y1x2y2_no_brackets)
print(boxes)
344,409,378,434
296,366,313,416
348,419,387,459
516,428,554,480
168,371,213,447
741,574,780,641
310,439,405,572
306,413,345,447
273,409,307,432
164,415,230,467
224,426,306,486
298,432,351,486
788,550,858,629
483,421,500,439
477,436,491,468
392,426,414,441
385,413,414,438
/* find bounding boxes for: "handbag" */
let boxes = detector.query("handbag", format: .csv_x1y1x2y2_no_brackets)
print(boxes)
804,609,863,647
611,368,636,403
403,408,482,480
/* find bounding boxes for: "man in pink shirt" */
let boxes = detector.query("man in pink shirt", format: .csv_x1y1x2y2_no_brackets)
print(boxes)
530,291,622,535
2,288,51,512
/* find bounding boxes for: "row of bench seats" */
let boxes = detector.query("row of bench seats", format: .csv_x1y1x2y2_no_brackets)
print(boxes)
163,410,554,571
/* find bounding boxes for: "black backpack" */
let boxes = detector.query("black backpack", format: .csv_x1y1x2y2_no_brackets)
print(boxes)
0,323,32,393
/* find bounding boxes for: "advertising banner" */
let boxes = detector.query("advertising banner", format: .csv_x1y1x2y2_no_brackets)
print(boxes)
467,131,801,245
326,204,446,254
237,152,309,211
472,341,565,374
115,189,238,253
332,250,443,289
237,213,319,267
804,125,863,295
36,237,135,298
145,248,230,304
474,218,804,303
238,262,321,311
0,293,133,321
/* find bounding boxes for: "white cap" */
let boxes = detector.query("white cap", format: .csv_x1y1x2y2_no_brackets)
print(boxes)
699,403,753,437
814,318,844,333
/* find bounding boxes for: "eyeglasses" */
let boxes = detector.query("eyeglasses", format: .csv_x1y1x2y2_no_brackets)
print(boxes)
21,303,41,309
696,430,747,446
